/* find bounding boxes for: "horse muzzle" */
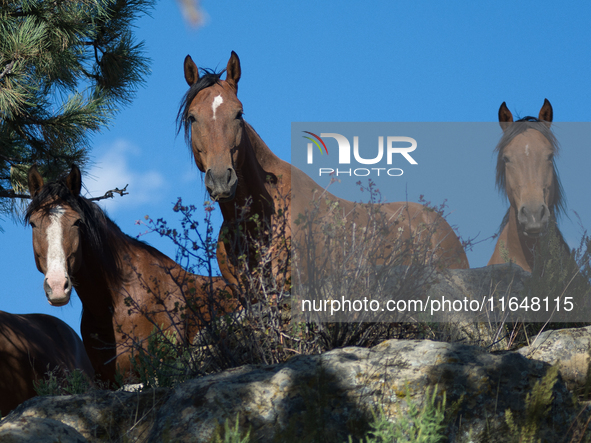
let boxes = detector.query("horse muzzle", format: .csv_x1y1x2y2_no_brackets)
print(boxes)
205,168,238,202
44,275,72,307
518,203,549,237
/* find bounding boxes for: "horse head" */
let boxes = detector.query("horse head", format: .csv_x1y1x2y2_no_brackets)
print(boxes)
180,51,246,202
26,165,83,306
496,99,561,237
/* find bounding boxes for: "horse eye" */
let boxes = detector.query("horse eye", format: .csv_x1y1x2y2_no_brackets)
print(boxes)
502,155,509,163
236,110,244,120
187,115,196,124
29,221,36,228
547,154,553,162
73,219,83,228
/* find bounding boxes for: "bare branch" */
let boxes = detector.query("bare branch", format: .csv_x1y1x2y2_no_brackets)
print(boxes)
0,184,129,201
88,184,129,201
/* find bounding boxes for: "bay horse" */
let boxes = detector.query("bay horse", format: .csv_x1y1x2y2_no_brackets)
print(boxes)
488,99,569,272
0,310,94,416
177,51,469,289
26,165,234,383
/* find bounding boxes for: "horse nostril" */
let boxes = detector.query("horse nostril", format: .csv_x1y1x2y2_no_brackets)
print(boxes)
228,168,238,187
64,278,71,292
43,278,52,296
227,168,233,184
204,170,215,191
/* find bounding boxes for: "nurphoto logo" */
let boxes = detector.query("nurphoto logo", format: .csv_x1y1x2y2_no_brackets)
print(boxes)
302,131,418,177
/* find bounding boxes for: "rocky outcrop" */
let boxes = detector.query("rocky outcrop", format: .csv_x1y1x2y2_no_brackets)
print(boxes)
0,339,581,443
0,417,88,443
2,264,589,442
518,325,591,391
1,388,170,441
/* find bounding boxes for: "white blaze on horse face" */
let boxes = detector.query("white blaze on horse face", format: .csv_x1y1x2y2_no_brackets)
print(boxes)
525,144,530,157
212,95,223,120
45,206,69,300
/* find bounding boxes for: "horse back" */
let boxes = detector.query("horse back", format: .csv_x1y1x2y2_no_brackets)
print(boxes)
0,311,93,416
290,167,468,269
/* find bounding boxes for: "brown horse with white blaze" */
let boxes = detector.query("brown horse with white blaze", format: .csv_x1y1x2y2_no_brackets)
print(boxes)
0,311,94,416
178,51,469,288
26,166,234,383
488,99,569,272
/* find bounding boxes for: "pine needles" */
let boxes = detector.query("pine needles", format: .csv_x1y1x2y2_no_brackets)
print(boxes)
0,0,153,219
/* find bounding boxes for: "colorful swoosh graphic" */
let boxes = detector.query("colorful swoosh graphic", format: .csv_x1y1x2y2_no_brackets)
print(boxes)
302,131,328,155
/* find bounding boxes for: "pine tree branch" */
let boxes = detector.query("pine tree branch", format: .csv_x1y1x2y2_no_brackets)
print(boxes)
0,61,15,81
6,10,27,18
0,153,22,165
81,67,100,81
0,0,152,223
0,189,29,199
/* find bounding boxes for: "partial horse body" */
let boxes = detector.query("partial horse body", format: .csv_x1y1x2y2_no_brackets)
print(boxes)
178,51,469,288
26,166,234,383
0,310,94,416
488,99,568,272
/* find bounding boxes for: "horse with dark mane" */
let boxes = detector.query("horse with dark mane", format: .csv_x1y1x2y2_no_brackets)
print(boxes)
0,310,94,415
177,51,469,289
26,166,234,383
488,99,570,272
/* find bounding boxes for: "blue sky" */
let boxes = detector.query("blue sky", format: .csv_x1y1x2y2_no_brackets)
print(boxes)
2,1,591,336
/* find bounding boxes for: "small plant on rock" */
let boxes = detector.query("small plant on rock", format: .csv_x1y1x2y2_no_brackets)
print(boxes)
34,367,92,396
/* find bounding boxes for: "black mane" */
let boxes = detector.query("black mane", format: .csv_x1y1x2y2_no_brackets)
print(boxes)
176,69,225,144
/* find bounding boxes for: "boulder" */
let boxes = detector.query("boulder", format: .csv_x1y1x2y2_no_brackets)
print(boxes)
2,264,587,442
1,388,170,442
518,325,591,391
1,339,580,442
0,417,88,443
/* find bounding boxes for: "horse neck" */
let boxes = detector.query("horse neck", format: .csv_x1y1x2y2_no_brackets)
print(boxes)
72,219,129,316
218,122,278,221
504,205,564,270
244,122,283,170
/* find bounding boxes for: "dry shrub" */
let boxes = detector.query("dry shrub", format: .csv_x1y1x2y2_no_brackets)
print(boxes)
117,179,472,384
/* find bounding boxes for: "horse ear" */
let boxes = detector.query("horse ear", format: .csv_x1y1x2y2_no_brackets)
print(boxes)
66,165,82,197
498,102,513,131
538,98,553,128
184,55,200,86
28,166,44,198
226,51,241,92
